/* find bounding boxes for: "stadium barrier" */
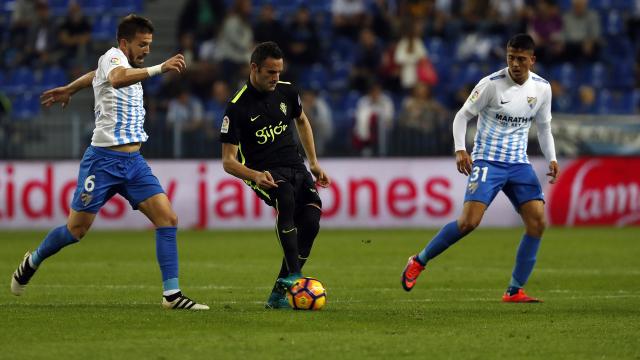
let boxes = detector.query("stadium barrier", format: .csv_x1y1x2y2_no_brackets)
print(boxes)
0,157,638,229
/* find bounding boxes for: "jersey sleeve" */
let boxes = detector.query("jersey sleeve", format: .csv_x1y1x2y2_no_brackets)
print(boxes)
460,77,493,116
100,49,129,78
290,85,302,118
534,84,553,124
219,103,241,145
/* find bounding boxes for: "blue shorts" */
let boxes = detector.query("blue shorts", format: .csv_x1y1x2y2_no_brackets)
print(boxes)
70,146,164,213
463,160,544,210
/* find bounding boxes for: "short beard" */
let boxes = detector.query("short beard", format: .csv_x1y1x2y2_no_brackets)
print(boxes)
128,50,142,68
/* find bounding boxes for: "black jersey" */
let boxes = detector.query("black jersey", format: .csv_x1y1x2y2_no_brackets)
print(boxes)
220,81,304,170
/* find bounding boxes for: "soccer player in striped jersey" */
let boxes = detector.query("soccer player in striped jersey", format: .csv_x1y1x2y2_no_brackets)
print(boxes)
10,15,208,310
401,34,560,302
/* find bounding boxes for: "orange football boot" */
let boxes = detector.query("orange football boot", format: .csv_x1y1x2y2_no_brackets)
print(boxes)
401,255,425,291
502,288,543,303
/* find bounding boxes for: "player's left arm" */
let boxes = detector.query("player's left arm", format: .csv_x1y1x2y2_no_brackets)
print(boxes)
294,110,330,187
535,86,560,184
41,70,96,109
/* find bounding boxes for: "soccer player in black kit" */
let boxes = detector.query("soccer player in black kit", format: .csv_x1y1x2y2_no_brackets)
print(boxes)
220,42,331,309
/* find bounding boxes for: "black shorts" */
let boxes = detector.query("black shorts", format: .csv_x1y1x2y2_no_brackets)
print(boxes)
246,166,322,210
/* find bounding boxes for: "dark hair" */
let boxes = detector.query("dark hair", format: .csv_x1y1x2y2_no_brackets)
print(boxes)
507,34,535,52
250,41,283,67
117,14,154,41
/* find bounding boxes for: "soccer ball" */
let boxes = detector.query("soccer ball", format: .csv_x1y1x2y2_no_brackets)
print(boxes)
286,277,326,310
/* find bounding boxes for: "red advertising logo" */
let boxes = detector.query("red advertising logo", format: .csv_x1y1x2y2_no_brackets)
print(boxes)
548,157,640,226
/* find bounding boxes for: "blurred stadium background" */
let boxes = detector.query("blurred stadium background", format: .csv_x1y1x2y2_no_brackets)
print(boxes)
1,0,639,229
1,1,639,359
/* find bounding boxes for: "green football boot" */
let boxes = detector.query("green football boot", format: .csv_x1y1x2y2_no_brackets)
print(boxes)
265,289,290,309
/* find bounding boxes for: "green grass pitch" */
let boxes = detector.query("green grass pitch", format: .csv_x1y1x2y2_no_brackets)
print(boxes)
1,228,639,359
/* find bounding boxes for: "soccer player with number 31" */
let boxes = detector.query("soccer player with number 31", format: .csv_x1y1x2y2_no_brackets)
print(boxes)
402,34,560,302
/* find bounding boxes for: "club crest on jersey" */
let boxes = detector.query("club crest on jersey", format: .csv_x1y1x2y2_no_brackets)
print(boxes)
527,96,537,109
280,102,287,115
468,90,480,104
80,192,93,206
221,116,230,134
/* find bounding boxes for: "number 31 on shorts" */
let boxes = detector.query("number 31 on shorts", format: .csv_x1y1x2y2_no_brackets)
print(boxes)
470,166,488,182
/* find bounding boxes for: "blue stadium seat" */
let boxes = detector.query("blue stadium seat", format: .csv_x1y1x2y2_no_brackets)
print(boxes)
329,37,356,63
424,37,451,65
610,60,635,89
142,75,163,96
613,0,635,10
602,10,624,36
13,93,40,120
299,63,328,91
40,66,69,90
327,61,351,92
92,15,116,41
48,0,70,16
551,63,577,89
583,62,609,88
3,67,35,95
596,89,635,115
112,0,142,14
80,0,112,16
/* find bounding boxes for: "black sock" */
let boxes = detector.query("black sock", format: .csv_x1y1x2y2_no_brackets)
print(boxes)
295,205,321,270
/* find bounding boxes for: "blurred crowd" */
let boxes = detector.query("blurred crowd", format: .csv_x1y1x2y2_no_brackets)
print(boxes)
1,0,639,158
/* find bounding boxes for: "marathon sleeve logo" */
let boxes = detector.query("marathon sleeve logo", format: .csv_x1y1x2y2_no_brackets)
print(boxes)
221,116,230,134
110,57,121,66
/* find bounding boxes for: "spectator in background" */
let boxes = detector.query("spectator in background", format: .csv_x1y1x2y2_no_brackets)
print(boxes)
528,0,563,65
177,32,198,69
350,28,383,92
4,0,37,69
301,90,333,156
332,0,367,40
253,4,286,47
395,22,429,91
550,80,573,113
575,85,597,114
284,6,320,80
166,87,207,158
26,1,60,68
368,0,396,42
410,0,448,38
204,80,230,131
399,83,447,134
488,0,526,35
217,0,254,83
353,81,394,156
559,0,601,62
178,0,226,44
379,40,402,92
58,2,92,71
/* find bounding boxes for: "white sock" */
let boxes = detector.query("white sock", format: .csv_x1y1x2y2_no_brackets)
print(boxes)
163,289,180,297
28,254,38,269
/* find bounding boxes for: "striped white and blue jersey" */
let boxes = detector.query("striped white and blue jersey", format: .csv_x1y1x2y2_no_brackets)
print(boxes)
91,47,149,146
461,67,552,164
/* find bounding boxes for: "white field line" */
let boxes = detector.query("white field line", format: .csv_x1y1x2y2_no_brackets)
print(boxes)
26,284,640,294
28,262,640,275
2,294,639,308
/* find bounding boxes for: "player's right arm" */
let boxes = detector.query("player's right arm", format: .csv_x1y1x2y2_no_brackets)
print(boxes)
40,70,96,108
221,143,277,189
108,54,186,89
452,77,494,176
